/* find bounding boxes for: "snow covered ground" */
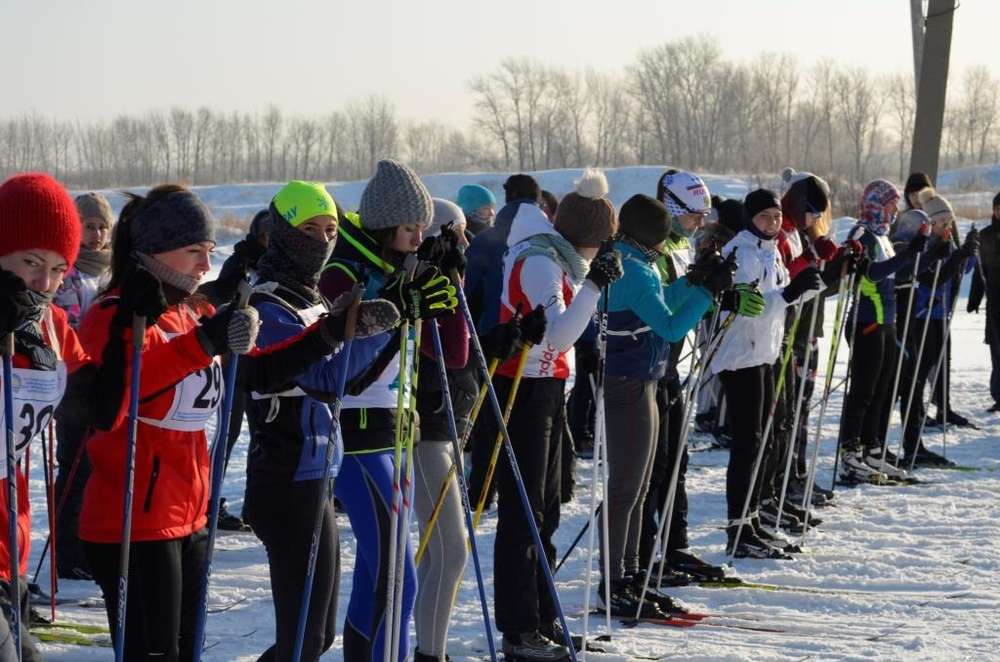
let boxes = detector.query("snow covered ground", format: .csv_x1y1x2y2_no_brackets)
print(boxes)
36,166,1000,660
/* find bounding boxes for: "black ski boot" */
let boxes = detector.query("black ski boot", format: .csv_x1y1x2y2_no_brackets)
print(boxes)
598,578,667,618
907,446,955,468
413,651,451,662
646,560,692,587
540,619,606,653
752,517,802,554
666,548,727,582
726,521,792,560
757,500,805,535
218,498,251,532
501,631,570,661
631,571,689,615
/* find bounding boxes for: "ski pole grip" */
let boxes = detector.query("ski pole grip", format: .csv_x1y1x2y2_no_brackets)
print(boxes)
344,284,363,343
235,280,253,309
131,316,146,351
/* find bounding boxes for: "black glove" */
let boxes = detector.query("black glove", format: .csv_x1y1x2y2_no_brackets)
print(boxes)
480,318,521,362
968,299,980,314
687,251,737,296
782,267,824,304
905,231,929,257
378,266,458,321
115,264,168,326
518,304,547,346
585,248,624,290
0,270,41,337
197,304,260,356
233,237,267,270
957,227,980,259
417,225,467,276
928,239,951,261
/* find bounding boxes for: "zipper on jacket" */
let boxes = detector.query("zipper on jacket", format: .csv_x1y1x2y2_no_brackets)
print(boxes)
142,456,161,513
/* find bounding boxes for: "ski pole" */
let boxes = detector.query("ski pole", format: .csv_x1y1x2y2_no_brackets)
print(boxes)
383,260,414,662
876,252,922,473
774,287,823,533
192,282,252,662
796,273,851,534
582,286,611,650
428,318,498,662
471,345,532,529
2,333,20,662
905,255,969,473
800,270,853,529
389,313,422,662
636,309,734,612
41,422,57,621
291,286,361,662
454,275,578,662
413,357,499,565
896,260,941,465
727,297,804,559
114,315,147,662
829,273,862,492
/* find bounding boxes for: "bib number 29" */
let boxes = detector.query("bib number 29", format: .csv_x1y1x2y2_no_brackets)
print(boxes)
193,363,223,410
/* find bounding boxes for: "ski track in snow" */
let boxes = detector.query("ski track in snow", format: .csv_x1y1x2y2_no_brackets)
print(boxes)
36,172,1000,660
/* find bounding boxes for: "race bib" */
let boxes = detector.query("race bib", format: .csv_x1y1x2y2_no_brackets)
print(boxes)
0,363,67,475
140,358,223,432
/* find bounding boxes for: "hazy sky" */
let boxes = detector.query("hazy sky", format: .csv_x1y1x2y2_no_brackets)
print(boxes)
1,0,996,127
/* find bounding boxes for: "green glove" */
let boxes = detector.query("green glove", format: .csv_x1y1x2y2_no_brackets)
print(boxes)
720,283,765,317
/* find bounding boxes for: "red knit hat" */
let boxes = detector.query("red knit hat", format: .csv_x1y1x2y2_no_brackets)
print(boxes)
0,173,81,267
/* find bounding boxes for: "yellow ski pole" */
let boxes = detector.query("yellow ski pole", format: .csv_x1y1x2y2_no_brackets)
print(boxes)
472,343,533,529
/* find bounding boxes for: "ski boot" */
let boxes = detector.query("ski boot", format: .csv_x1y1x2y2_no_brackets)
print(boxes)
598,578,668,618
631,570,689,615
666,548,727,582
906,445,955,468
838,442,889,485
726,519,792,560
218,498,252,532
502,631,570,661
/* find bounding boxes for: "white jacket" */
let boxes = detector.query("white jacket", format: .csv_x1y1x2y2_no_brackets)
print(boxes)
710,230,791,374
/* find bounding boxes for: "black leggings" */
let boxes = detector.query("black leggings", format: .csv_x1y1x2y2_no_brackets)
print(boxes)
85,530,208,662
719,364,775,521
244,478,340,662
840,324,898,449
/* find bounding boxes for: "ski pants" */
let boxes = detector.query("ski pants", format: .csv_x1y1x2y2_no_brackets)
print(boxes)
0,577,41,662
899,315,947,455
244,477,340,662
639,374,689,569
719,364,775,521
482,375,564,635
601,376,658,582
334,452,416,662
990,332,1000,405
567,339,598,451
413,441,468,658
54,417,91,577
840,323,898,450
85,529,208,662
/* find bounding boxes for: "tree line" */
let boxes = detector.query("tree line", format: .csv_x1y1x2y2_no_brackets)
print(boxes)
1,36,997,191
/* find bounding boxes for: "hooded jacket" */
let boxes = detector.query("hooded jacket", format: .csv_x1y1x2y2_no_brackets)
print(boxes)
497,203,599,380
710,229,791,374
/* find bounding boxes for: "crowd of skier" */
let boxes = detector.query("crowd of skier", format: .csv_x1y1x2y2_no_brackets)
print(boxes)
0,159,995,661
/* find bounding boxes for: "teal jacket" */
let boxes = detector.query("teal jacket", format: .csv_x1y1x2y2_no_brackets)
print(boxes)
602,240,712,380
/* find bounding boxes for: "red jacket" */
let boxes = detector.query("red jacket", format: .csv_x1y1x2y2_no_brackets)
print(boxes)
0,305,89,580
78,295,215,543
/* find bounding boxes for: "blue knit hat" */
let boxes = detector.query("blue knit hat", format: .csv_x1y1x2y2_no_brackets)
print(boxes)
456,184,496,216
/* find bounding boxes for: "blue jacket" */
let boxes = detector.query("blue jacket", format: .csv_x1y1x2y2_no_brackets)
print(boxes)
855,225,917,327
246,286,390,483
602,241,712,380
914,240,972,321
464,199,536,333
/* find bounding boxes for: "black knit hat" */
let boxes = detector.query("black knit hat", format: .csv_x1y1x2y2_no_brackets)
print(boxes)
993,191,1000,208
904,172,933,208
503,174,540,204
743,189,781,222
715,198,745,236
619,194,671,249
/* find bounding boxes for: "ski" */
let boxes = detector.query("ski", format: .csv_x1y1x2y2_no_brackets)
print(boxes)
695,579,972,599
33,627,112,648
32,619,108,635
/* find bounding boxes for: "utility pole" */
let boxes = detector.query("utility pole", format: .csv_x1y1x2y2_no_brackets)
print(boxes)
909,0,957,183
910,0,925,90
